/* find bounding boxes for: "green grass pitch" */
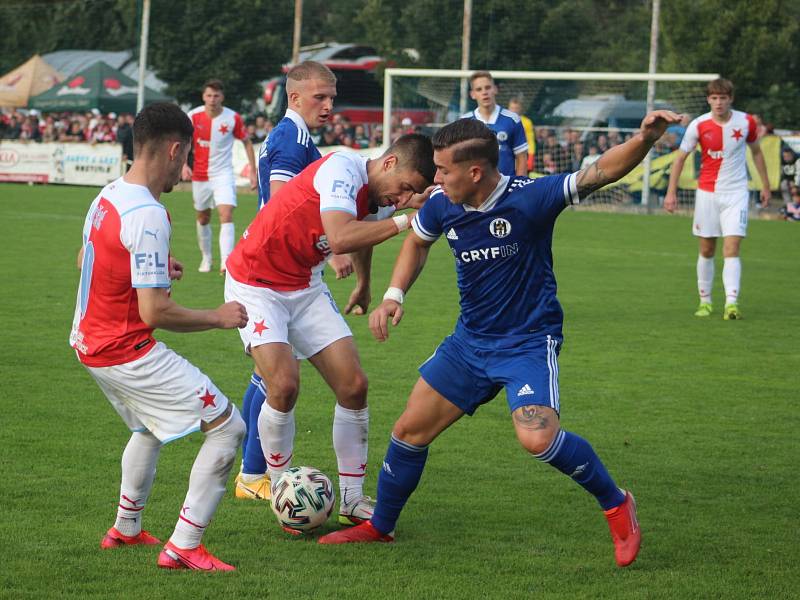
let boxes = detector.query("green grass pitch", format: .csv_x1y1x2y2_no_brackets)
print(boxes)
1,183,797,598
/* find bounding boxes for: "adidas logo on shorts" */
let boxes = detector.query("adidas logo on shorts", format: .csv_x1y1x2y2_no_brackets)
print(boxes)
517,384,535,396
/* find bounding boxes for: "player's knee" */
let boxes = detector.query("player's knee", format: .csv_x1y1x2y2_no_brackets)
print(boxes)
197,213,211,225
517,427,558,456
207,404,246,447
392,417,432,448
336,370,368,409
267,376,299,407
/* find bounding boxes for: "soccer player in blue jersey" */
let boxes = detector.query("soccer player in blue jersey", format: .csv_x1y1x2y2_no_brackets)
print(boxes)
319,110,681,567
461,71,529,177
237,61,356,501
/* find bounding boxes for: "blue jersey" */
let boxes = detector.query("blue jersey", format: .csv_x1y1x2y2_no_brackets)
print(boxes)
412,172,578,348
461,106,528,176
257,109,321,209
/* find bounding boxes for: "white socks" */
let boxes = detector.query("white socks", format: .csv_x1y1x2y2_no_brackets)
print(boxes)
169,406,245,550
333,404,369,505
219,222,235,270
723,257,741,305
196,222,212,261
697,255,714,304
259,403,296,483
115,431,162,536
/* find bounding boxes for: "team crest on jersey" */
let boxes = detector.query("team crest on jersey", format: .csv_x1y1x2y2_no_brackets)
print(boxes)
496,131,508,142
489,218,511,238
92,206,107,230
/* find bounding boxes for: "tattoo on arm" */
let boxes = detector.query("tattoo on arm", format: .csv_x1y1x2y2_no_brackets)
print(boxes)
575,161,611,198
513,406,550,431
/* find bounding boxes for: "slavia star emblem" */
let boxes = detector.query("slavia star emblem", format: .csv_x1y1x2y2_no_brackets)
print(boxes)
253,320,268,335
732,128,743,141
199,388,216,408
219,123,229,135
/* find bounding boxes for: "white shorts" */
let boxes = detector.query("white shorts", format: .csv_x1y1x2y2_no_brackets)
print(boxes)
692,189,748,238
224,274,352,360
192,177,237,210
84,342,229,443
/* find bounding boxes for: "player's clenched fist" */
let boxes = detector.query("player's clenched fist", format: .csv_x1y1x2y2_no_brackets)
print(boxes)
369,300,404,342
216,301,248,329
640,110,681,142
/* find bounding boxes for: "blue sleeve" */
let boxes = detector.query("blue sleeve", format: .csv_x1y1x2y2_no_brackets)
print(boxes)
269,126,310,182
511,119,528,155
519,173,578,223
411,188,447,242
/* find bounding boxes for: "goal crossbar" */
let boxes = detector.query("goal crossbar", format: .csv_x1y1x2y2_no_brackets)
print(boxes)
382,68,720,148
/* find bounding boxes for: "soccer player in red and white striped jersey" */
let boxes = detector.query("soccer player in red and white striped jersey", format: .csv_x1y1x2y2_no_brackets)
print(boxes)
72,103,249,571
664,78,771,320
183,79,257,274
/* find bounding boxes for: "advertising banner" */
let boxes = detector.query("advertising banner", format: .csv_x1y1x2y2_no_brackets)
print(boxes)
0,141,123,186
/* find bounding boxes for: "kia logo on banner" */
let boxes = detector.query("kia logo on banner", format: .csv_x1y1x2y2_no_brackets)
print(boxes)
0,150,20,167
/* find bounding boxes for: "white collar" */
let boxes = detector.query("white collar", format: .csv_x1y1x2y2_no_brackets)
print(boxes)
474,104,501,125
285,108,311,134
463,175,509,212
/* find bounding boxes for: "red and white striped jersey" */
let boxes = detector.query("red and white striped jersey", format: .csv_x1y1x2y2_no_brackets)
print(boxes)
187,106,247,181
679,110,758,193
227,151,386,291
70,178,171,367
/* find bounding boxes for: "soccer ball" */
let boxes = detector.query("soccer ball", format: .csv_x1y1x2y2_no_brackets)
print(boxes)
271,466,335,533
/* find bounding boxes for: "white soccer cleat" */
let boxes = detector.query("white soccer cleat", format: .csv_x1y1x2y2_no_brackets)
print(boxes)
338,495,375,526
198,255,212,273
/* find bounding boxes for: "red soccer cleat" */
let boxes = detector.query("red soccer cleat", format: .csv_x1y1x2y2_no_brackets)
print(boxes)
156,540,235,571
318,520,394,545
100,527,161,549
604,491,641,567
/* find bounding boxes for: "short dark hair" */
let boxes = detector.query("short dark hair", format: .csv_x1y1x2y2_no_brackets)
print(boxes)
432,119,498,169
203,78,224,93
706,78,734,97
385,133,435,183
133,102,193,152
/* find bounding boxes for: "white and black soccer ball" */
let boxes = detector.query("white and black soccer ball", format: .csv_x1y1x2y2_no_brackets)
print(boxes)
271,466,335,532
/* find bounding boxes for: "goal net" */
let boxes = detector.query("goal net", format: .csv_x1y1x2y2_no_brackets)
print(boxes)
382,68,719,212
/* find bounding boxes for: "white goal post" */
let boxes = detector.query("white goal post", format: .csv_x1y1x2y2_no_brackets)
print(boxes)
382,68,719,211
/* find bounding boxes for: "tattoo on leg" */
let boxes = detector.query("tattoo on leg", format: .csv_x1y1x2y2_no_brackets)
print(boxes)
513,406,549,431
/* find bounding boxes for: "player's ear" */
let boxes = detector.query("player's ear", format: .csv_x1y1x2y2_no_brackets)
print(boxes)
382,154,398,172
167,140,181,161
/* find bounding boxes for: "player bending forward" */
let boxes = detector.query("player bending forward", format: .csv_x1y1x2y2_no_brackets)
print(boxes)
224,134,435,529
71,103,248,571
319,112,681,568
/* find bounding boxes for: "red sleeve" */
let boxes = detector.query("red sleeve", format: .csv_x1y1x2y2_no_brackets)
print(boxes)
233,113,247,140
745,114,758,143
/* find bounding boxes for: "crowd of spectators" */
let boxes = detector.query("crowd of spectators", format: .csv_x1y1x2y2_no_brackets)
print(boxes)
0,108,134,147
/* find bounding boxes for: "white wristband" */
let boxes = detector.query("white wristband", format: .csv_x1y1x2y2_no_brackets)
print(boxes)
383,287,405,304
392,214,409,232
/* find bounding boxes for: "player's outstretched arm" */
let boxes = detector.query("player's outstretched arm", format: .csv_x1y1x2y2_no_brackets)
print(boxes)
369,232,432,342
575,110,681,199
138,287,247,332
321,210,415,255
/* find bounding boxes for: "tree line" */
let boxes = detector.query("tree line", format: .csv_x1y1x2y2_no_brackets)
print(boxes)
1,0,798,126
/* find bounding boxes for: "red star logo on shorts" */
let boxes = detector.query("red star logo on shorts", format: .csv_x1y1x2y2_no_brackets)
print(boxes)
359,463,367,471
199,388,217,408
253,320,268,335
269,452,283,462
219,123,229,135
732,128,743,141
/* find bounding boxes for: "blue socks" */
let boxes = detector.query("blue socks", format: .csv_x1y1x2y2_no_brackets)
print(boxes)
240,373,261,457
242,374,268,475
371,435,428,535
535,429,625,510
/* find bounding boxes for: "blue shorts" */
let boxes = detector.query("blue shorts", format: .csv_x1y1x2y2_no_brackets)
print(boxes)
418,334,561,416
